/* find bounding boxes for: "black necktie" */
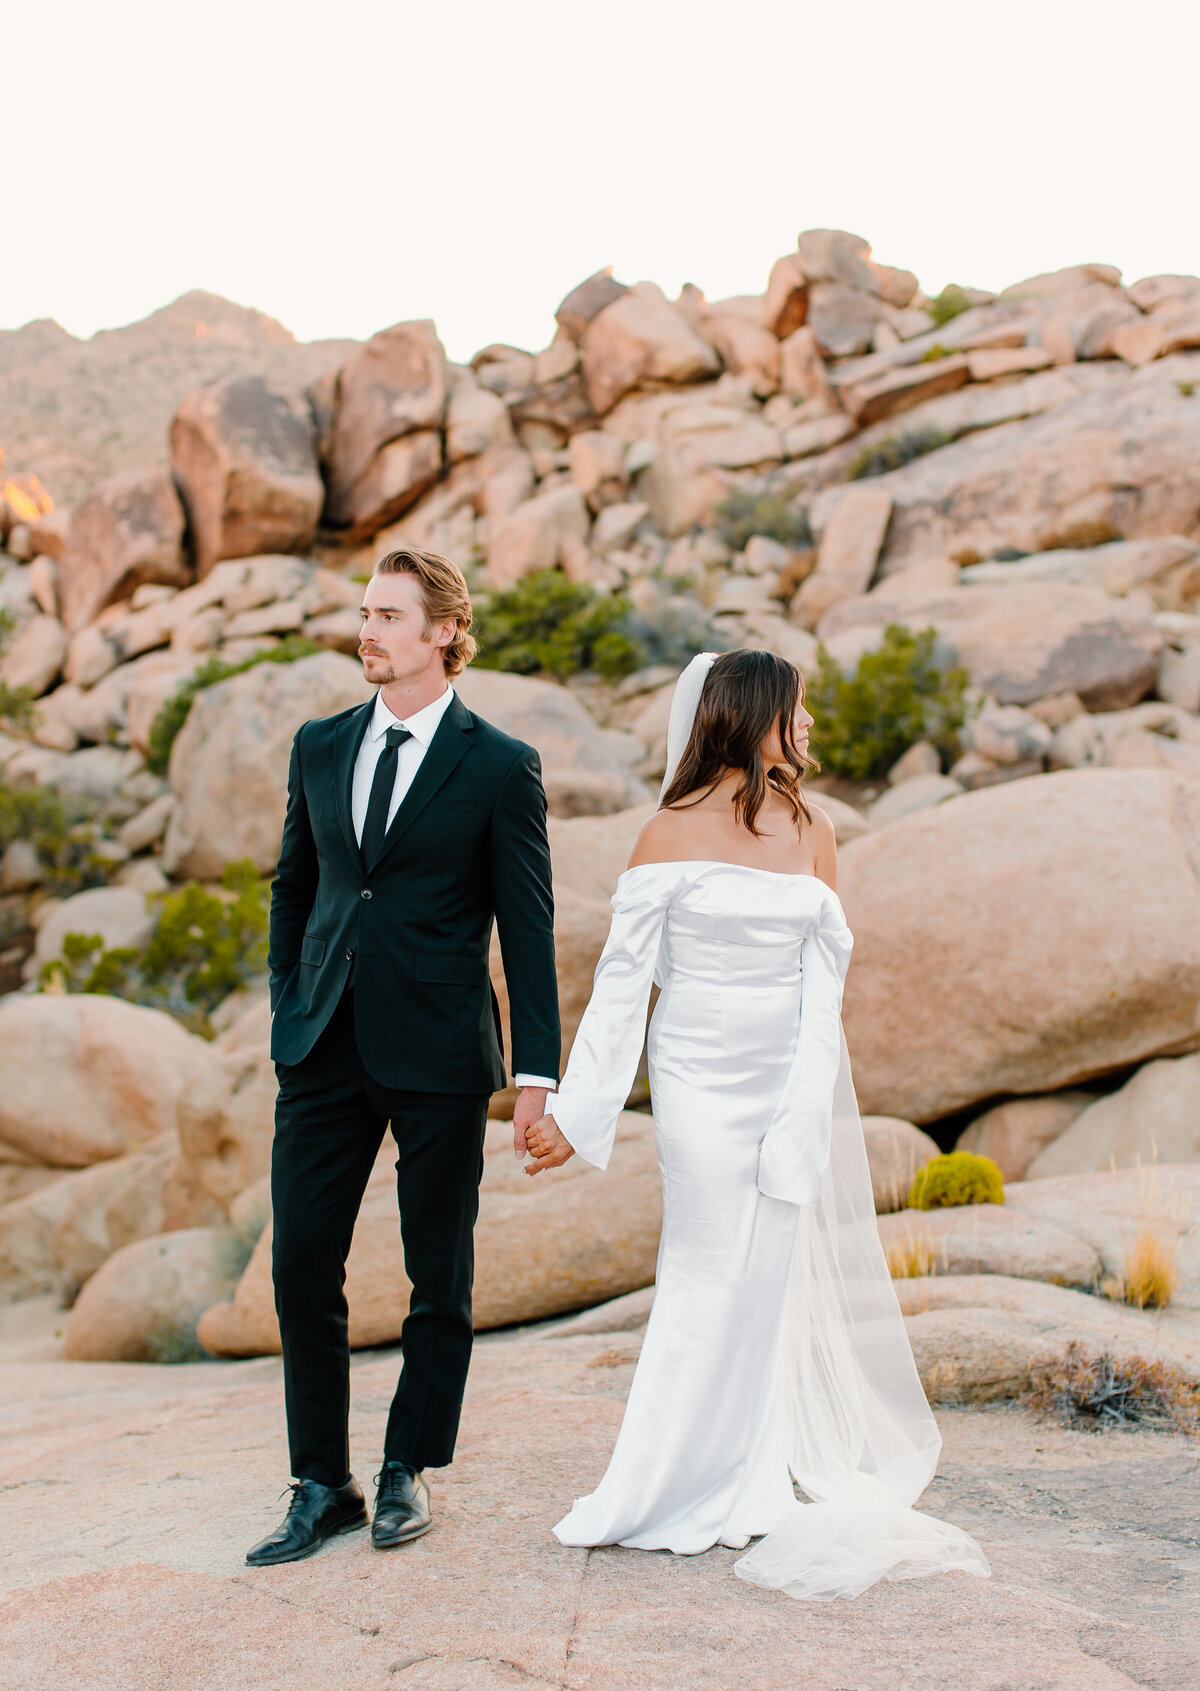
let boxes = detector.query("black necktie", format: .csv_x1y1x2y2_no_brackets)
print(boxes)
360,725,412,868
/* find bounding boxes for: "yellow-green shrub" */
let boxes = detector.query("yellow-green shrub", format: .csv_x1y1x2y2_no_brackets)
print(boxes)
908,1150,1003,1210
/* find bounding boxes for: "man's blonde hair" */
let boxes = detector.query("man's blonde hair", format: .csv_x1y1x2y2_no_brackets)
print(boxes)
373,548,477,678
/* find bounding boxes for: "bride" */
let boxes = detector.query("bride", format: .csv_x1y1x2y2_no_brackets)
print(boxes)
522,648,990,1602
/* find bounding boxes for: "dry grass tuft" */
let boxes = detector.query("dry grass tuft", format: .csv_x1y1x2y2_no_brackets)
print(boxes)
1026,1342,1200,1435
885,1226,946,1279
1099,1159,1189,1310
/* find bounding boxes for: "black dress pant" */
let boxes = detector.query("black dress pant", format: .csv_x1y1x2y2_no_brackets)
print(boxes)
271,989,489,1487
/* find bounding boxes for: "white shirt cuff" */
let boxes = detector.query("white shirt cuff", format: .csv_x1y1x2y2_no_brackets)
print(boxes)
514,1073,558,1090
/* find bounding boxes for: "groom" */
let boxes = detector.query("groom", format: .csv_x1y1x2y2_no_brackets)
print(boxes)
246,547,561,1567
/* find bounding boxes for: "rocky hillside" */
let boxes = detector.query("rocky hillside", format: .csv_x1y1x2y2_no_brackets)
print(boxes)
1,226,1199,1375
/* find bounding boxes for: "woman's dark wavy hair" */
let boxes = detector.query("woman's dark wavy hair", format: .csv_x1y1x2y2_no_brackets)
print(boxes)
660,649,818,836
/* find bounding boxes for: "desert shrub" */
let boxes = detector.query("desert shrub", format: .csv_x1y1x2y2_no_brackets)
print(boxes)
0,779,109,894
928,285,973,328
908,1150,1004,1210
920,344,953,363
146,634,322,776
1027,1343,1200,1435
473,571,644,681
714,489,812,553
808,624,970,780
40,859,270,1035
0,609,34,729
847,428,952,482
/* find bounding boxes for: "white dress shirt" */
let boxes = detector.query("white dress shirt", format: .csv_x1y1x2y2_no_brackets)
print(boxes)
351,685,556,1093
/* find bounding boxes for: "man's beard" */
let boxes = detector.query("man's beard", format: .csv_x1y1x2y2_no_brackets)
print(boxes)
360,650,400,686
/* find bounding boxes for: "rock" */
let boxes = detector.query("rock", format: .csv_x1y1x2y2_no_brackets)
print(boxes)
957,1091,1095,1182
809,792,870,844
125,655,201,756
1,837,41,891
555,270,631,344
819,581,1163,711
64,623,121,687
862,1115,939,1212
566,431,628,511
581,293,720,417
162,650,370,878
806,284,882,359
639,443,725,537
204,1113,661,1356
795,229,879,292
169,375,323,576
0,995,212,1168
63,1227,248,1362
486,482,590,589
454,669,647,817
838,769,1200,1122
174,1046,276,1216
58,469,187,632
813,484,892,595
878,1200,1101,1286
866,772,963,829
0,1162,63,1208
546,804,654,903
51,1136,176,1296
762,254,810,339
28,554,60,617
0,1170,83,1298
887,740,941,783
1158,641,1200,712
591,500,649,554
30,886,155,981
117,793,175,853
0,612,66,696
966,346,1055,381
547,1283,656,1337
842,355,971,427
860,358,1200,578
778,326,836,406
1026,1052,1200,1180
1006,1164,1200,1307
780,411,856,460
700,305,780,397
323,321,447,535
962,700,1053,765
960,534,1200,602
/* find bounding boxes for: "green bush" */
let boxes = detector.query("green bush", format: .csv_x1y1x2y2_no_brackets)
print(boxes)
0,779,110,894
473,571,644,681
928,285,973,328
809,624,969,780
847,428,951,481
714,489,812,553
40,859,270,1035
920,344,954,363
908,1151,1004,1210
147,635,322,776
0,609,34,729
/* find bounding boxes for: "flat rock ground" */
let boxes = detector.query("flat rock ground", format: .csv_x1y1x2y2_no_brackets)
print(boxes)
2,1298,1198,1691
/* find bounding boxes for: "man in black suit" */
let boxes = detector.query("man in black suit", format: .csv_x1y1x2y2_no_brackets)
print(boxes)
246,547,561,1567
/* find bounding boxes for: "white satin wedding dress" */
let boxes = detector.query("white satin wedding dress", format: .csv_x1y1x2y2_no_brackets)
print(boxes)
543,859,990,1601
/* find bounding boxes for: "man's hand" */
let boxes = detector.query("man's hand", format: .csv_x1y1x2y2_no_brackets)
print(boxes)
523,1114,575,1176
512,1086,549,1159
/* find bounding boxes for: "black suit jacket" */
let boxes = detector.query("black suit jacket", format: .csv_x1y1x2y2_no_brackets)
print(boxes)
267,690,560,1093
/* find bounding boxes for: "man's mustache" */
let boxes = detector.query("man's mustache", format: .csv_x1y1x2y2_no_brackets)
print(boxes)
359,646,386,657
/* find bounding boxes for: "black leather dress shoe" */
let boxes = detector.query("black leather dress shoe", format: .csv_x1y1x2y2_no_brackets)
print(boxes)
245,1477,368,1566
372,1462,432,1548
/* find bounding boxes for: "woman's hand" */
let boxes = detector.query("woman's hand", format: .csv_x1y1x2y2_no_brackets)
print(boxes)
524,1115,575,1176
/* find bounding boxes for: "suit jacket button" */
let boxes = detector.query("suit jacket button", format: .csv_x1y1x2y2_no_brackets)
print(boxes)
345,948,354,961
361,889,373,900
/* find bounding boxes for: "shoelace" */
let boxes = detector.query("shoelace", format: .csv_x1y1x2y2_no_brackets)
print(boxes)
374,1466,411,1505
278,1480,315,1515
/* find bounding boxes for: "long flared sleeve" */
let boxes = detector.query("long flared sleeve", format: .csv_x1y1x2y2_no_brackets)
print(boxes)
543,865,677,1172
756,894,854,1208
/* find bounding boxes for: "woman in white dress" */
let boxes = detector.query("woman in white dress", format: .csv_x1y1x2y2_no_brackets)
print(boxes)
523,649,990,1602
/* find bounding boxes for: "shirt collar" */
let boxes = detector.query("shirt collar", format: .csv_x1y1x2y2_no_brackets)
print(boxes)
368,684,455,749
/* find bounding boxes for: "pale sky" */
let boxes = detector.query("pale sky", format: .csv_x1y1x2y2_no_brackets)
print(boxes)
5,0,1199,363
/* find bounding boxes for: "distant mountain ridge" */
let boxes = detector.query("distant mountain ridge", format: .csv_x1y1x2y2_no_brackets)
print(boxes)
0,291,358,506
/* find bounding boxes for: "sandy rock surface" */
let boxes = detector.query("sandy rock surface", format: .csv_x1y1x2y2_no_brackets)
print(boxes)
2,1294,1198,1691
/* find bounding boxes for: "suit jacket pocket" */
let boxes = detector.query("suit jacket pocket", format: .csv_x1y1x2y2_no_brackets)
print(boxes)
300,933,326,966
415,952,488,985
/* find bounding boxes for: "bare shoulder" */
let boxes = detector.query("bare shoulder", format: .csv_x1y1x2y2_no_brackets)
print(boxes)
804,799,838,849
804,797,839,891
627,807,694,869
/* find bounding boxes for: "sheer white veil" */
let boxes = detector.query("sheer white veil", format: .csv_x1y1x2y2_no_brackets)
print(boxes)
659,652,719,802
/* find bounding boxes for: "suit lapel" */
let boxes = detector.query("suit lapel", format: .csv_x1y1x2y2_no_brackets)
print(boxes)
335,700,375,868
371,694,475,872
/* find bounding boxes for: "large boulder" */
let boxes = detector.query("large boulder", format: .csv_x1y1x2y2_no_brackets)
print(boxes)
0,1170,82,1298
581,291,721,416
162,650,371,878
169,374,324,576
956,1091,1094,1181
0,995,213,1167
847,355,1200,578
29,886,156,981
51,1135,176,1296
63,1227,248,1362
58,469,188,632
0,612,67,696
200,1113,661,1356
839,770,1200,1122
323,321,447,536
174,1046,276,1215
861,1115,940,1212
820,580,1163,712
453,668,648,817
1025,1052,1200,1179
485,482,590,589
877,1202,1101,1286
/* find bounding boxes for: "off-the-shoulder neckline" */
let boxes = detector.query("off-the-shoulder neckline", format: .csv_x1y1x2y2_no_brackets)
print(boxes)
618,859,827,884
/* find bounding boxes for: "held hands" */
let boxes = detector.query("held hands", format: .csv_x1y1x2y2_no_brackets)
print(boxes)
523,1114,575,1176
